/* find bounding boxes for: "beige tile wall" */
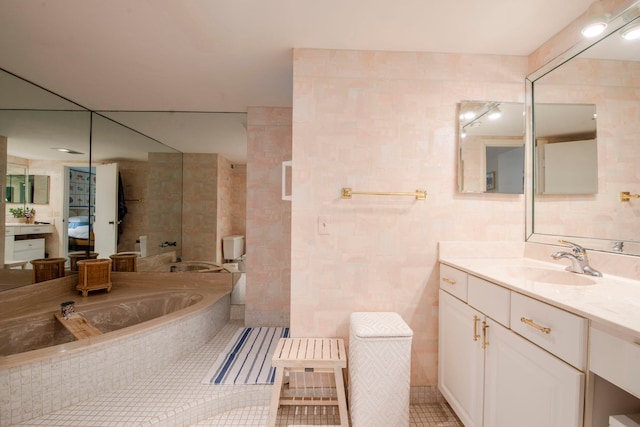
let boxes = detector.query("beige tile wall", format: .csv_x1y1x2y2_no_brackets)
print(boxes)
147,152,183,258
182,153,219,262
182,154,246,264
291,49,528,386
245,107,292,327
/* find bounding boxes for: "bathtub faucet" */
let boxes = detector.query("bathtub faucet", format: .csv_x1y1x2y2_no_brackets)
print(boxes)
160,241,177,248
551,240,602,277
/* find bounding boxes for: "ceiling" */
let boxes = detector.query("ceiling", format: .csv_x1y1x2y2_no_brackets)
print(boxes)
0,0,597,161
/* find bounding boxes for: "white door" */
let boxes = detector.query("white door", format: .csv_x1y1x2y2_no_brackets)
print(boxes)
483,318,584,427
93,163,118,258
438,290,485,427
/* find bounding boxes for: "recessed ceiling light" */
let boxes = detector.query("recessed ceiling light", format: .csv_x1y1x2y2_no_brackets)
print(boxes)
621,24,640,40
52,148,84,155
582,21,607,38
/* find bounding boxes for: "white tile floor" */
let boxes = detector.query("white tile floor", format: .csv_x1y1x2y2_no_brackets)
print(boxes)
12,319,462,427
195,402,463,426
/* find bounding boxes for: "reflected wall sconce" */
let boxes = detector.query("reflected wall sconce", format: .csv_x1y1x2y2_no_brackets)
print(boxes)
621,24,640,40
487,106,502,120
581,20,608,38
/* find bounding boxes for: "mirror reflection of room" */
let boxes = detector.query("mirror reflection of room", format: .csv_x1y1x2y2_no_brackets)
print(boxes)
458,101,525,194
530,13,640,246
533,103,598,195
5,163,27,204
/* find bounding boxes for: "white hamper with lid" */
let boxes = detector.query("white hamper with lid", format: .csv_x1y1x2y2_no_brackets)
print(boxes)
349,312,413,427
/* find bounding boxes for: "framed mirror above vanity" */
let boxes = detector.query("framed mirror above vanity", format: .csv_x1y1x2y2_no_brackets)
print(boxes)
526,5,640,255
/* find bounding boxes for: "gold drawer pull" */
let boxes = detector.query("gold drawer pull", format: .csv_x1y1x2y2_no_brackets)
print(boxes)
442,277,456,285
473,315,480,341
482,321,489,349
520,317,551,334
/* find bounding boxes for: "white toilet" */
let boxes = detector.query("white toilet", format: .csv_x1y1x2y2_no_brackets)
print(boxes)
222,235,246,305
222,235,244,262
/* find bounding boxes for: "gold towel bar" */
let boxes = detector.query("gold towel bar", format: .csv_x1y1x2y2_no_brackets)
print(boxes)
341,188,427,200
620,192,640,202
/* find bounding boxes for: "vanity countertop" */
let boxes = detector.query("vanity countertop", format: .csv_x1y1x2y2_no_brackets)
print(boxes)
440,255,640,338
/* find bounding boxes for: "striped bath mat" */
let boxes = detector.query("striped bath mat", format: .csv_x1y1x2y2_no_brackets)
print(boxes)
201,327,289,385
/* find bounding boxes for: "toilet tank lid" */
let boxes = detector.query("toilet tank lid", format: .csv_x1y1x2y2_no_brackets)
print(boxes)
223,235,244,240
350,312,413,338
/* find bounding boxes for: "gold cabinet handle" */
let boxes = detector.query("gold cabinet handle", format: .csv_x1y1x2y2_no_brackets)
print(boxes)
473,315,480,341
442,277,456,285
482,321,489,348
520,317,551,334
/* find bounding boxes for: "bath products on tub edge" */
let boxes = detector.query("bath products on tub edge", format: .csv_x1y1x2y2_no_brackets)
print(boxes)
61,301,75,320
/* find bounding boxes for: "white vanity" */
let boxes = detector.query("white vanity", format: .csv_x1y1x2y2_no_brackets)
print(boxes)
438,241,640,427
5,224,54,267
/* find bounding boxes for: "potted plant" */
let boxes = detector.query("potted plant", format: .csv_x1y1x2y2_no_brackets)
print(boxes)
8,207,36,223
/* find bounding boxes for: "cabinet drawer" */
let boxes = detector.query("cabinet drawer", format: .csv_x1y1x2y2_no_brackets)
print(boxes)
510,292,587,370
440,264,468,301
18,225,52,235
5,226,15,236
13,238,45,263
590,325,640,399
468,275,510,327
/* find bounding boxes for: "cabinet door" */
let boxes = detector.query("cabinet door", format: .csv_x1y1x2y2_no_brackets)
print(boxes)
13,238,45,265
439,289,485,427
484,318,584,427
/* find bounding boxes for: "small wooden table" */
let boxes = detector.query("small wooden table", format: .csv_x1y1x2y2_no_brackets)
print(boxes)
267,337,349,427
76,259,112,297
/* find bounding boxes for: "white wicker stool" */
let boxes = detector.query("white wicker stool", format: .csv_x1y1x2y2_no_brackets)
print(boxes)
267,337,349,427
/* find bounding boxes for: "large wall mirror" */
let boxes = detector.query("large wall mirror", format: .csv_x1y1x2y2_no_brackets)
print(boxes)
458,101,525,194
0,68,184,290
527,4,640,255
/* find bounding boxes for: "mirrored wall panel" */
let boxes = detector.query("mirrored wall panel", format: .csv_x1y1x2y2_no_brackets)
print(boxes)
90,113,182,260
529,10,640,255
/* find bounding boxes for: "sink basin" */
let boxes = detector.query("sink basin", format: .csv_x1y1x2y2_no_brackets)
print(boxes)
506,266,597,286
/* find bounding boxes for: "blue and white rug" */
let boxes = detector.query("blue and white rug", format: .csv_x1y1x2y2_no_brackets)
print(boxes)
201,327,289,385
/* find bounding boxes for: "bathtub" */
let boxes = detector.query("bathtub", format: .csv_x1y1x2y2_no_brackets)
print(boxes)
0,292,204,356
0,272,232,426
168,261,227,273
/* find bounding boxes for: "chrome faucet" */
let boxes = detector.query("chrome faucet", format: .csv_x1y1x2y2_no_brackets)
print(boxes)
551,240,602,277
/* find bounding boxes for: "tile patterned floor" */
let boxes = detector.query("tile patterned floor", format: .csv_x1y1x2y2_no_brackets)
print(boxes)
12,319,462,427
194,402,463,426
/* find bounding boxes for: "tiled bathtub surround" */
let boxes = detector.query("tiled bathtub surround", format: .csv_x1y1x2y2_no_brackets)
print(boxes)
7,319,460,427
0,273,232,426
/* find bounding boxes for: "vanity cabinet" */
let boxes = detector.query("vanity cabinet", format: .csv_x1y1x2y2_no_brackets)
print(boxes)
439,289,484,426
439,264,585,427
4,224,53,266
590,325,640,399
11,239,45,263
